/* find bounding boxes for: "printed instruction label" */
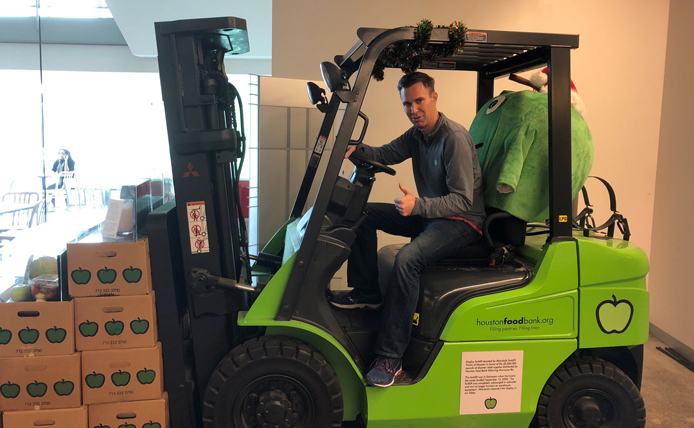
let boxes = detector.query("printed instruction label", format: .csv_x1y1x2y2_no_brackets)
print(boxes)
187,201,210,254
460,350,523,415
314,135,328,155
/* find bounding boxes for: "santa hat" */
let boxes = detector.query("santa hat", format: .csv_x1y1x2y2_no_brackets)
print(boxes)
529,67,586,115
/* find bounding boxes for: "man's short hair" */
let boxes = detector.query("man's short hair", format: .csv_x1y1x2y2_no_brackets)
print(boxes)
397,72,435,93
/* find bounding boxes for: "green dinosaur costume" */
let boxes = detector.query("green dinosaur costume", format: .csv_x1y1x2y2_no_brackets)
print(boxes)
469,90,593,223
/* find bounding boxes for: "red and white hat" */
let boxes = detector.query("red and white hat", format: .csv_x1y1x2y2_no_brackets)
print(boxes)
529,67,586,115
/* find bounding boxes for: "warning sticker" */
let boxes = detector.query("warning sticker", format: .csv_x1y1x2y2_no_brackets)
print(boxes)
314,135,328,155
460,350,523,415
187,201,209,254
465,32,488,43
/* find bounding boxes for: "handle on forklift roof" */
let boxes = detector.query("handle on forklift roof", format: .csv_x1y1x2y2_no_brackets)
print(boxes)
349,111,369,145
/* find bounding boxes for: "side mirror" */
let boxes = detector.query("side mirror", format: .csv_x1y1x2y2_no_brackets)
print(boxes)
320,61,346,93
307,82,326,106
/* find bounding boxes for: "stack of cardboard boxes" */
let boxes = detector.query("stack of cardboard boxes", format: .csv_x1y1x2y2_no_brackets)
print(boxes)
0,299,85,426
0,238,168,428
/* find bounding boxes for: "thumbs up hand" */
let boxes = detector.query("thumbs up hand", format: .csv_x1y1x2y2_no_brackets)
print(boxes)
394,183,416,216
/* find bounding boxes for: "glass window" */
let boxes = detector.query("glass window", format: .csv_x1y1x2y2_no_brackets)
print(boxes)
0,1,259,298
0,0,112,19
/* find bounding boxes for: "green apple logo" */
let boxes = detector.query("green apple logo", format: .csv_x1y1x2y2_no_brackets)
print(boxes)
79,320,99,337
97,267,117,284
105,319,125,336
117,423,136,428
136,368,156,385
122,266,143,284
85,371,106,389
130,318,150,335
45,326,67,343
18,327,39,344
596,295,634,334
143,421,162,428
0,327,12,345
111,370,131,387
1,381,20,399
53,379,74,396
71,267,92,284
26,381,48,397
485,397,497,409
93,424,111,428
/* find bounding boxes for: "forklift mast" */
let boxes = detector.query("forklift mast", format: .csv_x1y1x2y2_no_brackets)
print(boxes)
151,17,251,427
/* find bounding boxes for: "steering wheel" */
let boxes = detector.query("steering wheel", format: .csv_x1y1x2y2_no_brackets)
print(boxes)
349,149,396,176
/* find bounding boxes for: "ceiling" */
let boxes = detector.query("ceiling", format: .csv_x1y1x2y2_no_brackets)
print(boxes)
105,0,272,61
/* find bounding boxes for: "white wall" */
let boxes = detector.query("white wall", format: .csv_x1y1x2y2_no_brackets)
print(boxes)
649,0,694,351
272,0,671,255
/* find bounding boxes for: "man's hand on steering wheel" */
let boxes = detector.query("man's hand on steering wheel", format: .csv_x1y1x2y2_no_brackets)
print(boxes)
347,145,396,176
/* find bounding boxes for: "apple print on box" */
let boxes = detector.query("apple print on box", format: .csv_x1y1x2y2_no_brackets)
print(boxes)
71,268,92,285
596,295,634,334
97,267,117,284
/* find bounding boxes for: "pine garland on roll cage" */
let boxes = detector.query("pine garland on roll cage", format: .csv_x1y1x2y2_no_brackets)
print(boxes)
372,19,467,81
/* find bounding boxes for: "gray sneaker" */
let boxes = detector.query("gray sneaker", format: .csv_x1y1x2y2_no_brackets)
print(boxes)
365,356,403,387
329,289,382,310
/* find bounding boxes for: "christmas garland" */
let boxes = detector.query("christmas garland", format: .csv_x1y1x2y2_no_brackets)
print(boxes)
372,19,467,81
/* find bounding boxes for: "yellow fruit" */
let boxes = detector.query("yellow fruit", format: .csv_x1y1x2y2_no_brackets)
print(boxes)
10,285,31,302
28,256,58,279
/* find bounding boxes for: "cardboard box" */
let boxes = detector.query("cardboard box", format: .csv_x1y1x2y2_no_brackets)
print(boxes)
81,344,163,405
0,353,81,411
67,239,152,297
88,394,168,428
74,293,158,351
2,406,87,428
0,301,74,357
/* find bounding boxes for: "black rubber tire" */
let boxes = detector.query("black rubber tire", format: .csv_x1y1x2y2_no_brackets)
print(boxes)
202,335,343,428
536,357,646,428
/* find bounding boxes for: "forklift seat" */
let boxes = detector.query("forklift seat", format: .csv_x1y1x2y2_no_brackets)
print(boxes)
377,207,533,349
433,207,527,266
378,207,527,270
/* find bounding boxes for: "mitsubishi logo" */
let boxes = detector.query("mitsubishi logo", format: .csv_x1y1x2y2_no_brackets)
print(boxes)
183,163,199,178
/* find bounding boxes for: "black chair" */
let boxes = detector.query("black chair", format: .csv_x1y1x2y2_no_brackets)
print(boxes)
433,207,527,267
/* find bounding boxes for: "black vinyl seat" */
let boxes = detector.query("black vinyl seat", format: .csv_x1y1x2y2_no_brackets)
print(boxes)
377,207,534,349
433,207,527,266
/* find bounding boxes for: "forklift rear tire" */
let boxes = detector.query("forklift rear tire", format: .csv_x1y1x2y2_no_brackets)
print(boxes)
535,357,646,428
203,335,344,428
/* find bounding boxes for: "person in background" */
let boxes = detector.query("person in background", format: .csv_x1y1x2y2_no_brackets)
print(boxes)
47,149,76,208
50,149,75,189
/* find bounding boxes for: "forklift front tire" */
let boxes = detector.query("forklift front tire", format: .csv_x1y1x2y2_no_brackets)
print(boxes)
535,357,646,428
203,336,344,428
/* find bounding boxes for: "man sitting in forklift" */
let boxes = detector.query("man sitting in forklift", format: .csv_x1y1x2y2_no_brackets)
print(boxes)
330,72,486,387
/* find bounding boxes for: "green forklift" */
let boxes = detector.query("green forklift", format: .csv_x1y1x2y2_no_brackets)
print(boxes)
150,17,649,428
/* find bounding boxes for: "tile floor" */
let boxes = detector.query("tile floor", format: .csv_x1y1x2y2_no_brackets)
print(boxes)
642,335,694,427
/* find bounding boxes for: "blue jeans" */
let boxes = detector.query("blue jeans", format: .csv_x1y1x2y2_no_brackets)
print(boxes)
347,202,482,358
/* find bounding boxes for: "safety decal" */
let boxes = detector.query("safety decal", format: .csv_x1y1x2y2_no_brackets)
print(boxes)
465,32,488,43
460,350,523,415
314,135,328,155
187,201,210,254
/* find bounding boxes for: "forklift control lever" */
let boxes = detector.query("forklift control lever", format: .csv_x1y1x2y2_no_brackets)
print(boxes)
189,268,259,294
